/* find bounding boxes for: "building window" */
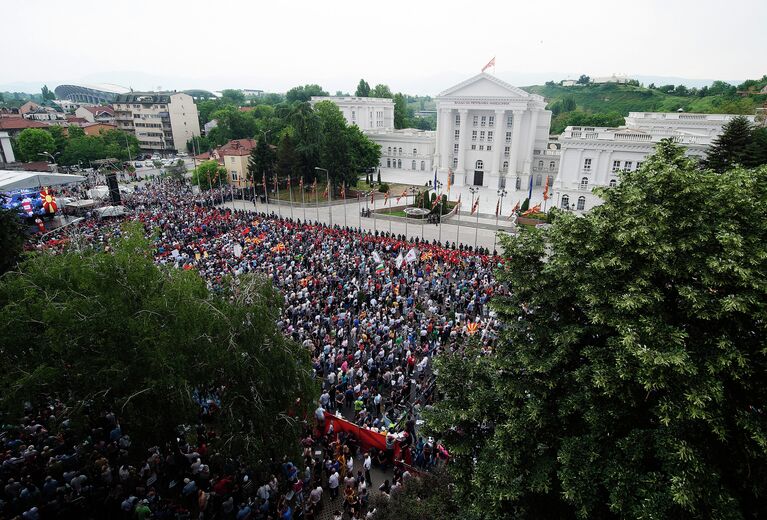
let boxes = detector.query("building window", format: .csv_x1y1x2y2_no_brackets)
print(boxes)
515,177,521,190
507,115,513,126
487,146,492,151
472,130,477,141
505,132,512,143
535,175,542,186
636,161,643,170
455,114,460,125
351,110,356,119
489,115,495,127
411,160,416,169
473,115,478,126
487,131,493,141
388,146,392,155
580,177,589,190
475,160,484,170
452,157,458,168
577,196,586,210
421,161,425,170
502,160,508,172
399,147,403,154
481,116,486,127
413,148,417,155
387,158,391,167
479,145,484,151
397,159,402,168
609,179,617,187
550,161,556,170
504,146,510,157
612,160,621,173
471,145,476,150
561,194,570,208
231,170,238,181
499,176,506,189
584,158,592,170
547,175,554,187
230,157,236,163
624,161,633,170
454,144,459,154
455,130,460,140
480,131,485,141
538,160,544,169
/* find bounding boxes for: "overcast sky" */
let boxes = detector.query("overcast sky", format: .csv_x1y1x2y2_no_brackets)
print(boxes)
3,0,765,94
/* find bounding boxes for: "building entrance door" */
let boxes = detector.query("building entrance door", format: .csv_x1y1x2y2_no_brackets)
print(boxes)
473,170,484,186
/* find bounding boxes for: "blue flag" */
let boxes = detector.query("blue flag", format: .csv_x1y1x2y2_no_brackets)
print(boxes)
527,174,533,201
433,168,438,191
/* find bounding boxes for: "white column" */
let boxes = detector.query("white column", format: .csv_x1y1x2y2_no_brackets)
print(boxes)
456,108,469,175
508,110,523,178
490,109,504,175
437,107,451,172
524,109,540,174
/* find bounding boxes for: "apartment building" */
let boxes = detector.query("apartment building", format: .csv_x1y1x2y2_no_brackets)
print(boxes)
112,92,200,154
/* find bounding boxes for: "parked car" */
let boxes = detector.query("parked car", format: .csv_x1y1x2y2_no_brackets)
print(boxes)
134,162,144,168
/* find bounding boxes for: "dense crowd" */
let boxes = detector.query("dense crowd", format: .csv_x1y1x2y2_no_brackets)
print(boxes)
10,179,503,518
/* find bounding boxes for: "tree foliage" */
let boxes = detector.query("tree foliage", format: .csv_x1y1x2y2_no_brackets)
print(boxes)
0,224,317,457
425,140,767,519
192,159,228,190
15,128,56,162
370,84,394,99
704,116,765,172
355,79,371,97
314,100,353,188
370,470,459,520
248,136,276,185
276,133,298,181
0,208,24,276
285,84,328,103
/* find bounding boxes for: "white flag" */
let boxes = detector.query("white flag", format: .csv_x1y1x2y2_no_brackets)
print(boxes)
372,251,382,264
405,247,418,264
395,252,404,269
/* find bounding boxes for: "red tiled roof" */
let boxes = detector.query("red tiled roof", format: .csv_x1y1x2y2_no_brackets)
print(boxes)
22,161,52,172
218,138,257,156
66,117,89,124
0,118,50,130
83,105,115,116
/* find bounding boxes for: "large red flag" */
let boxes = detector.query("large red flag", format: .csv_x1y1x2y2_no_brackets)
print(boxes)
543,176,550,201
396,188,407,204
495,197,500,217
471,197,480,215
481,56,496,73
509,200,520,220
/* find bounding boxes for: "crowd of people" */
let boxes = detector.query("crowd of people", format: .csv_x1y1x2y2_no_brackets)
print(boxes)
11,178,503,518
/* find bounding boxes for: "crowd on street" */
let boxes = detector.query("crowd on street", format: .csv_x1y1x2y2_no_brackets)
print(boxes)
9,179,503,519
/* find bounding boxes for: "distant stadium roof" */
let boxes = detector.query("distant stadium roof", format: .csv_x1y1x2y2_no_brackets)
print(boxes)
54,83,130,104
0,170,86,191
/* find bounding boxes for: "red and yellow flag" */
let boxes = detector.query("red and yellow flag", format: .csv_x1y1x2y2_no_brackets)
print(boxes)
543,176,550,201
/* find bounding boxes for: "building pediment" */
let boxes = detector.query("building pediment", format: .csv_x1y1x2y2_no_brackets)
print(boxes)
437,73,534,100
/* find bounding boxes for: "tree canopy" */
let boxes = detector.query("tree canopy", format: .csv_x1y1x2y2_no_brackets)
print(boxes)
0,207,24,276
705,116,767,172
0,224,317,457
285,84,328,103
192,159,228,190
355,79,371,97
15,128,56,162
425,140,767,519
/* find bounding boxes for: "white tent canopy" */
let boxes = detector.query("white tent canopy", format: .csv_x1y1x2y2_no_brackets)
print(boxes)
0,170,86,191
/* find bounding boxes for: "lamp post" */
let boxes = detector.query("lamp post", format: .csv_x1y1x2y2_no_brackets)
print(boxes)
494,188,507,254
314,167,331,227
468,186,480,251
38,152,60,173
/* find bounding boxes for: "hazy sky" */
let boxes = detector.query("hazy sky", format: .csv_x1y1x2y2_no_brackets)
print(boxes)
4,0,765,94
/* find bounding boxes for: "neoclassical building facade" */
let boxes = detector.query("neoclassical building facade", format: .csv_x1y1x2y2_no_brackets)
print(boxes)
434,73,552,189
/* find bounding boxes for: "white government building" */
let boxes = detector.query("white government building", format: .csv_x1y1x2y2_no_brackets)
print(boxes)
316,73,752,214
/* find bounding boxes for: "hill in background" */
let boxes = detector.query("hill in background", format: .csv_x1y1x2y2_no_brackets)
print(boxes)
523,77,767,134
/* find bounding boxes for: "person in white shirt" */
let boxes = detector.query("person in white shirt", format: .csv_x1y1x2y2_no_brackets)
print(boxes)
328,470,340,499
363,452,372,485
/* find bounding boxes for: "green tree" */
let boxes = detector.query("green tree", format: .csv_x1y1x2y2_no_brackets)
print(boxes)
355,79,371,97
426,140,767,519
285,84,328,103
220,89,246,105
562,96,577,112
0,208,24,275
275,133,298,181
68,125,85,138
289,102,322,183
370,84,393,98
577,74,590,85
519,197,529,212
15,128,56,162
41,85,56,101
207,106,257,146
346,125,381,173
47,125,68,156
744,127,767,168
165,159,187,181
314,101,353,188
394,93,408,129
187,135,212,154
370,470,459,520
704,116,754,172
0,224,316,457
192,159,228,190
248,135,276,187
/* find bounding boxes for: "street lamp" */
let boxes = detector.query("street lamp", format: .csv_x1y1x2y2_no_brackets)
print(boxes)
38,152,60,173
468,186,480,251
494,188,508,253
314,167,331,227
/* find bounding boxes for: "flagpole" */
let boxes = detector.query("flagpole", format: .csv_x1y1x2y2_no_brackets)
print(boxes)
456,198,461,245
343,183,347,229
301,181,306,223
314,180,319,224
358,193,362,231
372,192,376,234
328,177,332,228
438,196,443,245
288,178,294,221
388,195,392,235
264,176,269,215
